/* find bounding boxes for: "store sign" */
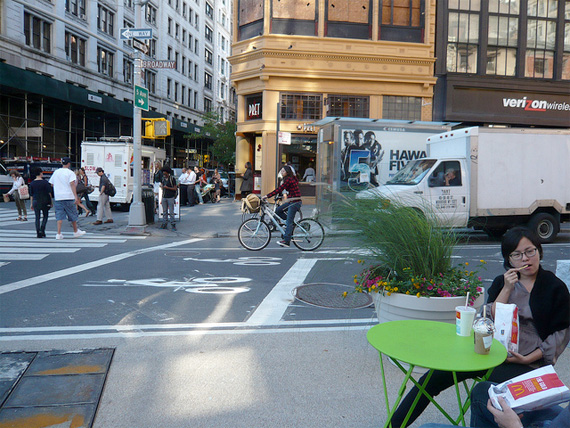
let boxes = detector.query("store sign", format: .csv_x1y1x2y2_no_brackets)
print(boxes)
448,86,570,127
246,94,262,120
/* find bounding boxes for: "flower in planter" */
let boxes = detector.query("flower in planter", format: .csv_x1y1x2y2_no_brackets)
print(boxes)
351,259,486,303
335,194,485,303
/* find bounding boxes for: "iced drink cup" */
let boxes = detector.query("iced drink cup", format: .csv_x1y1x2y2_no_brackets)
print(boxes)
456,306,477,336
473,317,495,355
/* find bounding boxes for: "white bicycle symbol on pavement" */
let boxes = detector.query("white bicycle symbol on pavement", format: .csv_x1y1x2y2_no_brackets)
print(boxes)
82,277,252,294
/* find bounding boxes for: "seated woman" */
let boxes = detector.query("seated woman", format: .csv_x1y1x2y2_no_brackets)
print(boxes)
391,226,570,428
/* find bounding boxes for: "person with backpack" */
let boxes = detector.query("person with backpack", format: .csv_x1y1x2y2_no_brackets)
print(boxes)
93,167,113,225
160,167,177,230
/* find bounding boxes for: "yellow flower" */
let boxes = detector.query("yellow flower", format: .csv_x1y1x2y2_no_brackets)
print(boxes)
416,292,421,297
465,262,469,266
342,291,348,298
387,292,392,296
393,287,398,292
354,279,358,283
406,291,410,295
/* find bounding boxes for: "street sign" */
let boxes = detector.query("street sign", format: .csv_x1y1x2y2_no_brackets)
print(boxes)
132,38,149,55
141,60,177,69
134,85,149,111
120,28,153,40
278,131,291,145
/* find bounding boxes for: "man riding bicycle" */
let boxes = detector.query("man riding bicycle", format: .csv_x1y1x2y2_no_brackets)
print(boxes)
262,165,301,248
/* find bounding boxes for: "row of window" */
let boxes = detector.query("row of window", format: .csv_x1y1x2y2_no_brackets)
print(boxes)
248,94,421,121
447,0,570,79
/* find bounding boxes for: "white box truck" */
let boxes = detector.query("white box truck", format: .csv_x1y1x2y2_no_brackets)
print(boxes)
361,127,570,242
81,137,166,208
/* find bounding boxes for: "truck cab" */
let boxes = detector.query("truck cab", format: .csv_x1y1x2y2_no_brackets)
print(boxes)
362,158,470,228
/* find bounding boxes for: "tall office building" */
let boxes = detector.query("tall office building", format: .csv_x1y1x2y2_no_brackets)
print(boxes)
230,0,438,197
0,0,235,167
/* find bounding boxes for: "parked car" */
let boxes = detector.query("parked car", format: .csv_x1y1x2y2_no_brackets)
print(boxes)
0,161,12,196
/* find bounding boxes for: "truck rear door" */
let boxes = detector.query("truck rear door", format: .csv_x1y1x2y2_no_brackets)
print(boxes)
427,160,469,227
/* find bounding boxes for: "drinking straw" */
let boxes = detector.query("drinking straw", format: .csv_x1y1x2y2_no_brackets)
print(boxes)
465,292,470,308
483,304,486,318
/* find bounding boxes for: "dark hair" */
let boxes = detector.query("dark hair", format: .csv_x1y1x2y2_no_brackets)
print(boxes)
282,165,293,177
245,162,252,169
32,167,43,177
162,166,172,174
9,170,20,178
501,226,543,269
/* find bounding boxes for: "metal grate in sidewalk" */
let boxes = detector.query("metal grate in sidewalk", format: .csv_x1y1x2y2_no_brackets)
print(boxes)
294,283,373,309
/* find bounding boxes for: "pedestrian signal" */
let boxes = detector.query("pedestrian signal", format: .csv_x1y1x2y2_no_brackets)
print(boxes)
144,119,170,139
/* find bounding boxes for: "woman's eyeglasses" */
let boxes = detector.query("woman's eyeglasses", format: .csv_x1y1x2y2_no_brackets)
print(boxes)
509,248,538,260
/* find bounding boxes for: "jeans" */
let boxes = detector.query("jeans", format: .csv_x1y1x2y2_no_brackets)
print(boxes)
195,185,204,203
275,200,302,244
162,197,175,225
34,205,49,235
82,193,95,213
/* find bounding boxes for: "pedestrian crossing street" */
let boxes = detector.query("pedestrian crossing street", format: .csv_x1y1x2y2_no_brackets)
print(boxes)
0,207,146,264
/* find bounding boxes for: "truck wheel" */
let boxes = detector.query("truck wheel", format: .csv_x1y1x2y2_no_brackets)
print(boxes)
528,213,559,243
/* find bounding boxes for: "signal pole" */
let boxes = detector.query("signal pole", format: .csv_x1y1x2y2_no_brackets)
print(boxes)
128,0,148,227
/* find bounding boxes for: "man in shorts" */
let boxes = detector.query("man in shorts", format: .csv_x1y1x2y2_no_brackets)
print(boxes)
48,157,86,240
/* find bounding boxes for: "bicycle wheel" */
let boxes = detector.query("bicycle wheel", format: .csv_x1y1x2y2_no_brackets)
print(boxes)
292,219,325,251
238,219,271,251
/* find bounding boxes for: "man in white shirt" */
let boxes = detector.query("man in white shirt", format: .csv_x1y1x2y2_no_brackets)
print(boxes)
178,168,190,206
186,166,197,206
48,157,86,240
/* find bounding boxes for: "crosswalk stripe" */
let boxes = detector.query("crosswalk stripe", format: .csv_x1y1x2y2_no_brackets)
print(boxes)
1,237,128,243
0,232,146,240
0,254,48,260
0,248,80,253
0,242,108,248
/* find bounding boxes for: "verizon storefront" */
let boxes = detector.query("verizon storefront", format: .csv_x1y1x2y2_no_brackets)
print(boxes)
435,77,570,128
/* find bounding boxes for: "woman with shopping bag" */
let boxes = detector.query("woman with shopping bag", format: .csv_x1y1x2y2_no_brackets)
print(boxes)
3,170,28,221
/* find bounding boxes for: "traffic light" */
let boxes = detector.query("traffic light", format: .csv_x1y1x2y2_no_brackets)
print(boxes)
144,119,170,139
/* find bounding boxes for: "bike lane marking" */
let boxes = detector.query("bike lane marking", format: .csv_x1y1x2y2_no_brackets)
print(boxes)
0,238,203,296
245,258,318,326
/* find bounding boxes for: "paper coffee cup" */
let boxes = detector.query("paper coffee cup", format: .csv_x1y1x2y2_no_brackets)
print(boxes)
455,306,476,336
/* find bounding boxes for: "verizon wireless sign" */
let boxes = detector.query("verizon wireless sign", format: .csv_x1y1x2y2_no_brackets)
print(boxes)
502,96,570,112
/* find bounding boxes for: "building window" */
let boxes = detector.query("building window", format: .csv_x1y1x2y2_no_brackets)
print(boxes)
204,97,213,112
205,48,213,64
66,0,86,18
486,0,519,76
188,59,193,78
206,1,214,18
525,0,558,79
182,29,186,42
382,96,421,120
168,46,173,60
123,58,134,83
205,72,213,90
447,1,480,73
168,17,173,35
97,46,114,77
145,4,157,25
328,95,369,117
123,20,134,47
194,91,198,109
563,3,570,80
24,12,51,54
175,52,180,71
175,82,179,102
280,93,323,120
194,64,199,81
182,56,186,74
239,0,264,40
144,70,156,93
205,25,213,42
183,2,187,17
325,0,372,40
97,5,115,36
146,38,157,58
167,78,172,99
124,0,134,9
182,85,186,104
195,38,199,52
379,0,424,42
65,31,86,66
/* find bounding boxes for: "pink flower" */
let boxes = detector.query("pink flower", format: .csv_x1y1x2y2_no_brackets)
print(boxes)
427,285,433,291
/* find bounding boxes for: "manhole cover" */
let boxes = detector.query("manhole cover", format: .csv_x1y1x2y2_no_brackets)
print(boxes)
293,283,373,309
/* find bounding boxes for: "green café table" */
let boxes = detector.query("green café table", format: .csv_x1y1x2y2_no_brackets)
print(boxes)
367,320,507,427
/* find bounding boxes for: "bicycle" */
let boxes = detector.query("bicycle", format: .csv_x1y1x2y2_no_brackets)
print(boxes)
241,194,303,229
238,199,324,251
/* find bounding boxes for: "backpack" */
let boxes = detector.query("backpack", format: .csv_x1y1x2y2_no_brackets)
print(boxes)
105,180,117,197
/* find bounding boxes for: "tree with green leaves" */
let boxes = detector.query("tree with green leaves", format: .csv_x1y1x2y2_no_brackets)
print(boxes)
185,111,236,168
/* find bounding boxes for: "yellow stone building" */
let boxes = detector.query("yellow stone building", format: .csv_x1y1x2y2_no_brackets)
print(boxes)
229,0,437,198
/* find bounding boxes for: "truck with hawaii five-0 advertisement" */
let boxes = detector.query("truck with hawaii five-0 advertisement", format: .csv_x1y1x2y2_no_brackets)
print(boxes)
81,137,166,209
359,127,570,243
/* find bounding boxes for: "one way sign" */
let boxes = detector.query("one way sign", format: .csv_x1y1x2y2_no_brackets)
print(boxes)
120,28,153,40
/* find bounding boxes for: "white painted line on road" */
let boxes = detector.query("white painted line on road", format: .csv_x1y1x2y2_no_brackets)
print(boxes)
0,238,203,295
0,221,23,227
0,242,108,248
246,258,318,326
0,254,48,260
0,231,147,239
2,238,128,243
0,248,80,253
0,262,9,268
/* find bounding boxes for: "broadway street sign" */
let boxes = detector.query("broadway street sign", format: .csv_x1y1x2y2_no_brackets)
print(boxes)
141,60,177,69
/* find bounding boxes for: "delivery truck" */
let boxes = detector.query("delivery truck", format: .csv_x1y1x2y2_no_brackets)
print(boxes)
360,127,570,242
81,137,166,208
